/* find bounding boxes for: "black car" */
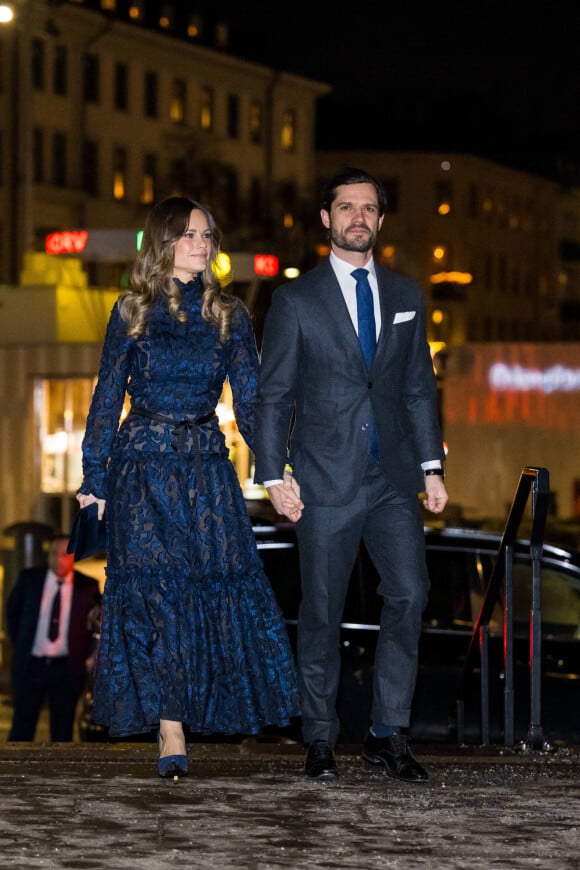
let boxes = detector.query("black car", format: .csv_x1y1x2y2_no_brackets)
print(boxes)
251,513,580,747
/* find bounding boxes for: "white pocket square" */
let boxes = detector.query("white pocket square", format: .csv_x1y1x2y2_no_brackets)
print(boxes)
393,310,416,324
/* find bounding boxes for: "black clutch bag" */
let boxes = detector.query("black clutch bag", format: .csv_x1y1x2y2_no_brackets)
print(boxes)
67,503,107,561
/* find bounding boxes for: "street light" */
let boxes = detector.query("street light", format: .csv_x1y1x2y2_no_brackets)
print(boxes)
0,5,15,25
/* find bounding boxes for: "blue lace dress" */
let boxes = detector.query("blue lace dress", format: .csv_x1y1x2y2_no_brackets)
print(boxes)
79,278,300,738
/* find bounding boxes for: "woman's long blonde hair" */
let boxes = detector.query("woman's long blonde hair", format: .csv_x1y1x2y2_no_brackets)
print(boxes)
119,196,237,341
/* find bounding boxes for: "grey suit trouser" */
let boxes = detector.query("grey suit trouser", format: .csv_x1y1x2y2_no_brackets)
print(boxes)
295,461,430,747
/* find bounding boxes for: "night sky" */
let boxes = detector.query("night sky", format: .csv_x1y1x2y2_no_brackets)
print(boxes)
113,2,580,181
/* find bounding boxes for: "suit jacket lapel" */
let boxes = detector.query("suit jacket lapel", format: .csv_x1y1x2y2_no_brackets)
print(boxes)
317,262,366,364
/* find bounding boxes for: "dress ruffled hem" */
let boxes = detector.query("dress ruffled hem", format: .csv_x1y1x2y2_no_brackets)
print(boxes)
92,566,300,738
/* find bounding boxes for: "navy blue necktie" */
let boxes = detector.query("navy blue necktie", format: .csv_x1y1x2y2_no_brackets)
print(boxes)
48,580,63,642
352,268,379,463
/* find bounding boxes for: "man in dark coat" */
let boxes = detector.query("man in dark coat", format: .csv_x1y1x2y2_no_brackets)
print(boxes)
7,533,101,741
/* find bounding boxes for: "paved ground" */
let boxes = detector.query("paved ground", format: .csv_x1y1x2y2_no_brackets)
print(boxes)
0,683,579,870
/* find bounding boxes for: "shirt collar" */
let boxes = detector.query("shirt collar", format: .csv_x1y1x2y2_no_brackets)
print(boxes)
330,251,376,284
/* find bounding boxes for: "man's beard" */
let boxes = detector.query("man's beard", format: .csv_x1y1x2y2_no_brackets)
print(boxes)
329,224,377,253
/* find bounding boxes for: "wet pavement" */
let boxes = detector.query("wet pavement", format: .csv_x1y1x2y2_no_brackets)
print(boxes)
0,683,579,870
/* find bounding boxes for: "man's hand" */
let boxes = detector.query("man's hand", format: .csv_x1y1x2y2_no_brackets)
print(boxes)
267,471,304,522
422,476,448,514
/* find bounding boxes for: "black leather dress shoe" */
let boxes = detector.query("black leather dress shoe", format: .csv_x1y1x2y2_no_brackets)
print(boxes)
362,732,428,783
304,740,338,782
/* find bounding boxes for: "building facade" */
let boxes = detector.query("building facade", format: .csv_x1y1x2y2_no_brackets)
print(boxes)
0,0,330,285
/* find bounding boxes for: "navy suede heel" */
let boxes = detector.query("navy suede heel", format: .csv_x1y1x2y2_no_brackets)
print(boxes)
157,730,188,778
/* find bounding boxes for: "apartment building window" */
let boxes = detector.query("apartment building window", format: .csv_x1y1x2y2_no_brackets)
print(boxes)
83,54,100,104
52,133,67,187
227,94,239,139
53,45,67,96
249,177,263,222
497,255,507,293
280,109,296,152
482,189,494,220
101,0,117,11
82,140,99,196
144,71,158,118
128,0,144,21
378,244,397,268
170,79,186,123
249,101,263,145
468,183,480,218
435,180,452,216
509,198,521,230
112,146,127,200
31,38,45,91
431,244,449,266
159,4,175,31
141,152,157,204
496,195,507,228
483,251,493,289
200,86,213,131
114,62,129,112
279,181,297,228
168,158,186,195
33,128,44,183
381,178,399,214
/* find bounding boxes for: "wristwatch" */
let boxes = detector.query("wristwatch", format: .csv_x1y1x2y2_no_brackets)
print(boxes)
424,468,445,479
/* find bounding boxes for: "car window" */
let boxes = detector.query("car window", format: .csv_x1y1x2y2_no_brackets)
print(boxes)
512,564,580,640
424,549,474,628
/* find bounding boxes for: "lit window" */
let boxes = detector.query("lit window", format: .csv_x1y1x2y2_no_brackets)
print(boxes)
159,4,174,31
200,86,213,131
432,245,447,264
128,0,144,21
280,110,295,152
112,146,127,200
379,244,396,266
435,181,452,216
187,15,202,38
249,101,263,145
141,153,156,204
170,79,186,123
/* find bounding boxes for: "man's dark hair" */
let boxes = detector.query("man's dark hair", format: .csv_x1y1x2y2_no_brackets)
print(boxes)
320,167,387,216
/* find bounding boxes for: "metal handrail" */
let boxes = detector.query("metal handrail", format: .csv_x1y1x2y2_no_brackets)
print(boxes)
455,466,554,750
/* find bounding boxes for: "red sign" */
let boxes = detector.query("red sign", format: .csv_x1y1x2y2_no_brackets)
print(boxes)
254,254,279,277
46,231,89,255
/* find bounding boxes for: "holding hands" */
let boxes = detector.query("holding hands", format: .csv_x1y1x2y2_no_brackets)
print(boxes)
267,471,304,523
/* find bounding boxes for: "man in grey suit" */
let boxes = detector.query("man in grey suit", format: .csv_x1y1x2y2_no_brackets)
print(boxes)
254,167,448,783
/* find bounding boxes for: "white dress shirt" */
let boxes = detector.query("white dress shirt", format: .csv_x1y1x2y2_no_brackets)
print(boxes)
32,569,73,657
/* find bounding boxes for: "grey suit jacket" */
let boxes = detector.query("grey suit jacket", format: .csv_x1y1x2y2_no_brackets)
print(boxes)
254,258,445,506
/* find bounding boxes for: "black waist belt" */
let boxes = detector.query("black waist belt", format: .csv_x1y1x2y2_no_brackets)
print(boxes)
131,406,217,495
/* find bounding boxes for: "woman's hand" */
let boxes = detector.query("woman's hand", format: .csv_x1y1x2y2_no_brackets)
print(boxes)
76,492,107,521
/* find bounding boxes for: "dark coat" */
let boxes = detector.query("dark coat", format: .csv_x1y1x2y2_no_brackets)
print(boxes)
6,566,101,688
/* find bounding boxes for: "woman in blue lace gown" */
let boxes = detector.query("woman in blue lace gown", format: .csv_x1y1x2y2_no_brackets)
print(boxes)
76,197,301,777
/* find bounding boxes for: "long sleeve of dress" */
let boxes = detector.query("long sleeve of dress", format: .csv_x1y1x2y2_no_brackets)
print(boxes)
79,303,132,499
226,303,260,454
